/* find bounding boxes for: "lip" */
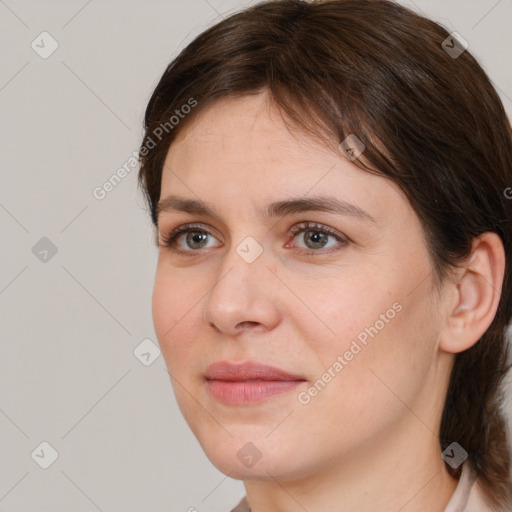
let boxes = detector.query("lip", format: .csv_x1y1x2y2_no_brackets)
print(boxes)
205,361,307,405
205,361,305,381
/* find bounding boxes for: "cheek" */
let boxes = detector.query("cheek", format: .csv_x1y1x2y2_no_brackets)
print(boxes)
293,311,434,457
152,274,173,342
325,292,434,408
151,270,198,368
299,270,435,400
297,277,399,356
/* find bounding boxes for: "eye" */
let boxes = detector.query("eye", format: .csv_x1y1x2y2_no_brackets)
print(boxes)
159,223,220,256
287,221,348,253
159,221,348,256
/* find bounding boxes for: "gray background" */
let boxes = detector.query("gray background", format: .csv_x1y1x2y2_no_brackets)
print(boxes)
1,0,511,511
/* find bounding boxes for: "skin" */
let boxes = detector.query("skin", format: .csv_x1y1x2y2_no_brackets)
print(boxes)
152,90,505,511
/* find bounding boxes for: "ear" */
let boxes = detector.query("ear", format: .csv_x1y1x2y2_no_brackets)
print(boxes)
438,232,506,354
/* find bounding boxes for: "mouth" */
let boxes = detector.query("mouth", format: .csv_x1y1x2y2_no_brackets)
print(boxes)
204,361,307,405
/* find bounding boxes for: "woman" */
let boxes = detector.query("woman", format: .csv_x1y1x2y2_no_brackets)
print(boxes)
137,0,512,510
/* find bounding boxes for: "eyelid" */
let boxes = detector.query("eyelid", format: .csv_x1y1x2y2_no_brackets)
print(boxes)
287,221,347,241
159,221,349,254
159,222,220,248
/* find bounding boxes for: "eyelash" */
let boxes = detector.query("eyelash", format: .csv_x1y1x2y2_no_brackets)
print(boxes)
159,221,349,257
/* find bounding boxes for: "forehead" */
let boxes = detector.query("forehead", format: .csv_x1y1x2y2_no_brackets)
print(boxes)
165,94,351,187
160,92,411,224
169,93,316,165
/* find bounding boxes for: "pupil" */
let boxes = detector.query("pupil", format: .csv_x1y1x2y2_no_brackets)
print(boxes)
187,231,207,248
306,231,327,249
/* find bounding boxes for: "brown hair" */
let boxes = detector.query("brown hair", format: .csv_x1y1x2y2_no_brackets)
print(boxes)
137,0,512,508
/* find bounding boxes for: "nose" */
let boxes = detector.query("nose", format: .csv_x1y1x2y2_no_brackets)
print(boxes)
202,237,282,337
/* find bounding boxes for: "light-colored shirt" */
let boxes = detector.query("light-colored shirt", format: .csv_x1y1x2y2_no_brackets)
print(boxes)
229,461,496,512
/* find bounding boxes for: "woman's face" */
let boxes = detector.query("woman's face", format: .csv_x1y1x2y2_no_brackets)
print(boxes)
152,92,450,481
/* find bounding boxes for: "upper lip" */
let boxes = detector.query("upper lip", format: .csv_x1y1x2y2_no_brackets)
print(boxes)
205,361,306,381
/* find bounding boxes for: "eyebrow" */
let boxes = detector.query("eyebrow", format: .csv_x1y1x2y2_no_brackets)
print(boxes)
156,195,376,223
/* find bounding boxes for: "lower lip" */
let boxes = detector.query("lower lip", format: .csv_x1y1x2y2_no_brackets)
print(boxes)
206,380,305,405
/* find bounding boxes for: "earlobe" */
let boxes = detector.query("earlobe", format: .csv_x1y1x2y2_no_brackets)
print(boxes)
439,232,505,354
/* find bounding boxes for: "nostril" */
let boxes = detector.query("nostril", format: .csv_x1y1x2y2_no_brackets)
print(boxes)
237,321,259,329
209,322,222,333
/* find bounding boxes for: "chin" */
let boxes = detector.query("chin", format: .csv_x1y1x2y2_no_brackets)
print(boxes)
198,434,313,482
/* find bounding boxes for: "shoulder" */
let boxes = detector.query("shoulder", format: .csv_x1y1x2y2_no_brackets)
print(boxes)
230,496,250,512
444,461,510,512
465,478,510,512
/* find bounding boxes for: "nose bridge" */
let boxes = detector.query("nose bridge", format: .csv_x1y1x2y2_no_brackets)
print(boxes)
209,233,269,302
202,232,279,333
